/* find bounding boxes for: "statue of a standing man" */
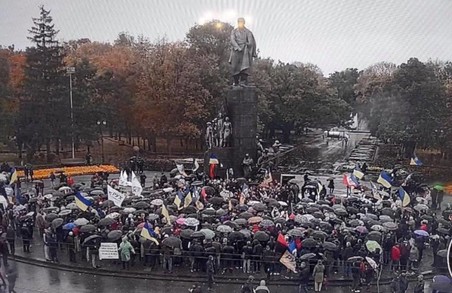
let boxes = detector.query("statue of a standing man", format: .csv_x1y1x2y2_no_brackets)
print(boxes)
229,17,257,86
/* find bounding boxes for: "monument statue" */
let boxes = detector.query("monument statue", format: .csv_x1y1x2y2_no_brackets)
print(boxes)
229,17,257,86
222,116,232,147
217,112,224,147
242,153,254,179
205,122,213,149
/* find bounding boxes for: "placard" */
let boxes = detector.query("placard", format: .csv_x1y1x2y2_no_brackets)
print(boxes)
98,242,119,260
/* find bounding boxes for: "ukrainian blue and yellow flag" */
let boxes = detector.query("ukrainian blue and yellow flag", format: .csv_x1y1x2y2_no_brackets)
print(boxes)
174,191,183,210
140,222,159,245
398,187,411,207
377,171,393,188
75,191,92,211
353,166,365,180
410,154,423,166
184,192,193,208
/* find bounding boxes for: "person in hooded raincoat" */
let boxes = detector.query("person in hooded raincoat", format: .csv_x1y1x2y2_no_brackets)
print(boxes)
119,236,135,270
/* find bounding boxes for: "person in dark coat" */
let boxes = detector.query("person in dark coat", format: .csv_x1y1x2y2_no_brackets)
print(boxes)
20,223,31,253
241,275,255,293
6,225,14,256
298,262,310,293
206,255,215,290
5,261,17,293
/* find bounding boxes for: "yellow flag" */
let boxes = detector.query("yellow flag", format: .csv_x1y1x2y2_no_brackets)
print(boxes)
184,193,192,208
228,199,233,211
174,196,182,210
161,204,171,224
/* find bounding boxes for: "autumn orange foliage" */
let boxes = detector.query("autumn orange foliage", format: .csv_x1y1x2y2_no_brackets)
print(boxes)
17,165,119,180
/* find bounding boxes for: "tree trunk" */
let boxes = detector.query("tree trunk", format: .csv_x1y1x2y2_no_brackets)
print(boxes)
46,140,51,163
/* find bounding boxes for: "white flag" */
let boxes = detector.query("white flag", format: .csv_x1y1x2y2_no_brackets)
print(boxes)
131,176,143,197
107,185,126,207
279,250,297,273
118,171,127,187
176,164,188,177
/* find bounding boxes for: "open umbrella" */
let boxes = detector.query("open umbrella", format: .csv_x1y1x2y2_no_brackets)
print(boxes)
355,226,368,234
234,218,248,226
185,218,200,227
259,219,274,228
107,230,123,241
367,231,382,242
382,222,398,231
63,223,76,230
349,219,363,227
253,231,270,242
365,257,378,269
162,236,182,248
288,229,304,237
74,218,89,226
322,241,338,251
82,235,101,246
223,221,239,230
379,215,393,223
371,225,385,232
200,228,215,240
66,203,78,210
147,214,159,221
414,230,429,237
252,203,266,212
80,224,96,233
366,240,382,253
312,231,327,240
381,208,395,217
151,199,163,206
431,275,452,292
99,217,115,226
106,212,120,219
45,213,58,222
216,225,233,233
248,216,263,224
438,227,450,235
123,207,136,214
437,249,448,258
414,204,429,212
238,212,253,219
239,229,251,238
229,231,245,242
299,253,316,261
51,218,64,229
59,209,72,217
347,256,363,262
180,229,194,239
216,209,227,217
302,238,318,248
208,197,224,205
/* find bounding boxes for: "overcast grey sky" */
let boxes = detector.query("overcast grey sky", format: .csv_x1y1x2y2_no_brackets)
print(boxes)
1,0,452,74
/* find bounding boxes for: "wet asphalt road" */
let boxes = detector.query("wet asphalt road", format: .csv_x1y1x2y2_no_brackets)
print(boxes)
14,261,412,293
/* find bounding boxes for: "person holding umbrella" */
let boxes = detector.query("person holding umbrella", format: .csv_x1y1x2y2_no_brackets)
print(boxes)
119,236,135,270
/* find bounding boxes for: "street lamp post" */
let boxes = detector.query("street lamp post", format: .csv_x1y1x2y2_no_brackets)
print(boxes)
97,120,107,164
67,67,76,159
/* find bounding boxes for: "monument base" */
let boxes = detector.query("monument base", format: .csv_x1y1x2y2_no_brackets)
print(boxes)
204,86,258,178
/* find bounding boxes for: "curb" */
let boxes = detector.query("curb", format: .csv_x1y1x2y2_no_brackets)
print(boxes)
9,255,433,287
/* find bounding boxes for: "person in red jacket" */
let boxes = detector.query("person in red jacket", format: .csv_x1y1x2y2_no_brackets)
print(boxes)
391,244,401,271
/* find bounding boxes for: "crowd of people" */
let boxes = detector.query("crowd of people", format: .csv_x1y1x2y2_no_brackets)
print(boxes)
0,162,451,292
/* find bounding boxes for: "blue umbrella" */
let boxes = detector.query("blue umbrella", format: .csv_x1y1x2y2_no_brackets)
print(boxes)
414,230,429,237
432,275,452,292
63,223,76,230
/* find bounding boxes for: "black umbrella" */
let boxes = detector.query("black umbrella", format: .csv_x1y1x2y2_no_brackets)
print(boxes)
438,227,450,235
367,231,382,242
312,231,327,240
202,186,216,196
224,221,239,229
133,201,150,209
381,208,395,217
51,218,64,229
238,212,253,219
252,203,266,212
306,207,320,214
80,224,96,233
107,230,123,241
208,197,224,205
302,238,318,248
228,231,245,242
253,231,270,242
299,253,316,261
346,206,359,214
322,241,338,251
82,234,101,246
162,236,182,248
45,213,58,222
216,209,227,216
180,229,194,239
191,231,205,239
183,206,197,214
234,218,248,226
100,200,114,208
98,217,115,226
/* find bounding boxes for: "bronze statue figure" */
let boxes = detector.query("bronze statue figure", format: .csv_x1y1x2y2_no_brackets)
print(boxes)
229,17,257,86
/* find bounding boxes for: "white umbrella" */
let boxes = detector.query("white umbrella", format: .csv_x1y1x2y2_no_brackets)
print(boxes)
106,212,120,219
74,218,89,226
366,256,378,269
123,207,136,214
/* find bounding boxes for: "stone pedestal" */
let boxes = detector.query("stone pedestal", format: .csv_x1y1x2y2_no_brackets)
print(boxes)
204,87,257,177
